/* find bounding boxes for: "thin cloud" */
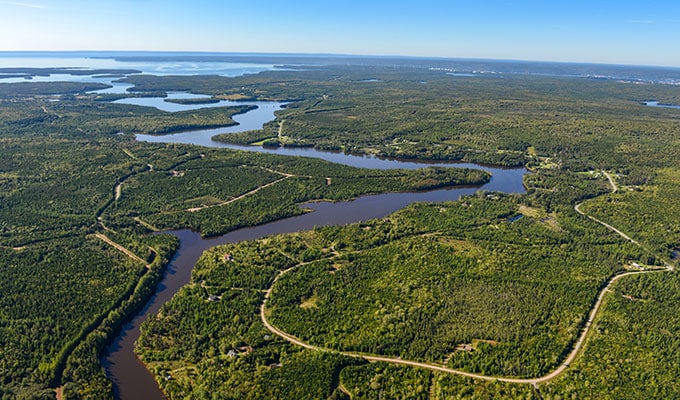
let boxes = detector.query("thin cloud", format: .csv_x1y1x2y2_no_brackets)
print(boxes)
1,1,46,9
629,19,656,24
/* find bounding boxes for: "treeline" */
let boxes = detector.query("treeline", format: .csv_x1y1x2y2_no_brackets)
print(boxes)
0,67,139,77
340,362,432,399
0,98,254,138
339,363,538,399
0,82,109,97
0,237,144,398
62,234,177,400
163,97,221,105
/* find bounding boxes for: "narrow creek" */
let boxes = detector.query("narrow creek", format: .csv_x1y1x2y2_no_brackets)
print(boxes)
103,97,528,400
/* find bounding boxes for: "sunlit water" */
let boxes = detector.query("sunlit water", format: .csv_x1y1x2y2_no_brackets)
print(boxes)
1,53,528,399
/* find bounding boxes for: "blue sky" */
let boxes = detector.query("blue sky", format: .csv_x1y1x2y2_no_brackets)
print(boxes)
1,0,679,67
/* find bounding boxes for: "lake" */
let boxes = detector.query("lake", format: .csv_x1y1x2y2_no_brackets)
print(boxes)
0,53,282,94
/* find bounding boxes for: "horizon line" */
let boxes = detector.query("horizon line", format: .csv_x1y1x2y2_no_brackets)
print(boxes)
1,50,680,70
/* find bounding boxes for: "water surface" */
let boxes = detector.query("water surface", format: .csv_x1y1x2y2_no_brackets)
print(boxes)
102,184,496,399
115,94,277,113
0,56,281,94
106,99,526,400
643,101,680,109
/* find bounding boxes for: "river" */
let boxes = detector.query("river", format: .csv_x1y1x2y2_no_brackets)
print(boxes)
103,96,528,400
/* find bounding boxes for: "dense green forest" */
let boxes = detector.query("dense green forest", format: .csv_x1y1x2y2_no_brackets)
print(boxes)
0,69,487,399
136,168,663,398
131,65,679,398
579,168,680,258
266,201,629,377
339,363,537,399
543,272,680,399
1,61,680,399
124,67,680,172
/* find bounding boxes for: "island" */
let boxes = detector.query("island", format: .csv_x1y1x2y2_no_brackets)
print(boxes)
0,56,678,400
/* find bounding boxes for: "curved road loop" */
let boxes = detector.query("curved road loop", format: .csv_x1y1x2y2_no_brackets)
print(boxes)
260,170,673,387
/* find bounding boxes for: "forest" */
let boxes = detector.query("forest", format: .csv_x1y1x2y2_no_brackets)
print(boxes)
123,66,680,172
130,65,679,399
543,272,680,399
0,69,488,398
1,61,680,399
135,166,669,398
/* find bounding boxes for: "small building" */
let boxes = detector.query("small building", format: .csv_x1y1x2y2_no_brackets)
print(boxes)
223,253,234,262
208,294,219,302
227,350,238,358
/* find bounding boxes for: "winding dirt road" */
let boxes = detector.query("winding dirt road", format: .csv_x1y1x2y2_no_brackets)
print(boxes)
574,203,639,245
259,170,673,387
186,175,292,212
601,171,618,193
93,233,148,267
260,263,669,385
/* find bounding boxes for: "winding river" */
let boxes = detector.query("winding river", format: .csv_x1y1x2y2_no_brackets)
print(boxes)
103,97,528,400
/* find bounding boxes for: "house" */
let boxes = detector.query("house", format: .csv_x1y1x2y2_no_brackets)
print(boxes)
223,253,234,262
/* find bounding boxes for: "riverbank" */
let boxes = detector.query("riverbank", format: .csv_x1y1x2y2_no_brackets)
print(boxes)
100,90,525,399
134,167,661,399
257,171,672,390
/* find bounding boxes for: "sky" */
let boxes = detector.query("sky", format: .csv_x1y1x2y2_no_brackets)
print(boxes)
1,0,680,67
